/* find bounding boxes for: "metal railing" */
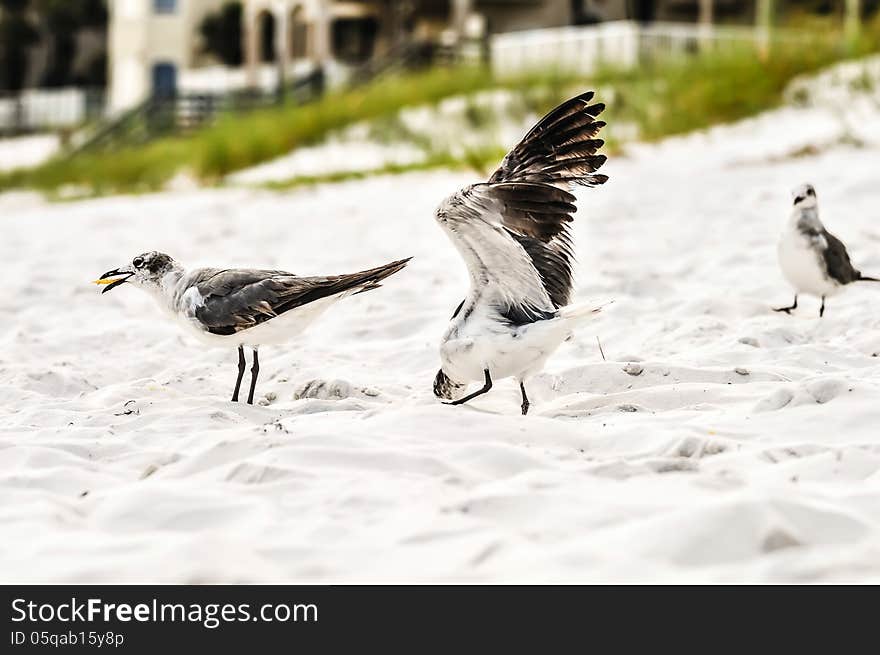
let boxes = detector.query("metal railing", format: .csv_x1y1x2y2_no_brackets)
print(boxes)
73,41,431,155
72,69,325,154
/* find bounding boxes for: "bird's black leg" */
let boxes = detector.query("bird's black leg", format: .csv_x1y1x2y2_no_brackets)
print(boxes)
773,295,798,314
246,348,260,405
231,345,246,402
819,296,826,318
519,381,530,416
446,369,492,406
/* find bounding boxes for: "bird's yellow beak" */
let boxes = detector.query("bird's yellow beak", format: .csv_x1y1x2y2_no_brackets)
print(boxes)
93,268,133,293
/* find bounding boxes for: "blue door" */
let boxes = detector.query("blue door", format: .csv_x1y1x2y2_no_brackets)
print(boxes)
152,63,177,99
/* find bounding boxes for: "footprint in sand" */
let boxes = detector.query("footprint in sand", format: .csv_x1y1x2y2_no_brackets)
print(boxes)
761,528,801,553
753,378,850,412
754,388,795,412
293,379,382,402
294,379,354,400
805,378,850,404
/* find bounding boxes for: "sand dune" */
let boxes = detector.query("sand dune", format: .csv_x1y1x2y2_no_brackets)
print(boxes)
2,94,880,582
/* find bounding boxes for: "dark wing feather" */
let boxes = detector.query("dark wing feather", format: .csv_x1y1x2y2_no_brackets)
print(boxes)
487,182,577,241
489,91,608,189
193,259,410,335
486,92,607,308
507,229,575,309
822,231,860,285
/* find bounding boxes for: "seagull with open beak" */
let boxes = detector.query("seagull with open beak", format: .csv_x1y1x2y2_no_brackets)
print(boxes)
95,251,411,404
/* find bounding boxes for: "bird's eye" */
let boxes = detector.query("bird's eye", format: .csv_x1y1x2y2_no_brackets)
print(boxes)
133,257,144,268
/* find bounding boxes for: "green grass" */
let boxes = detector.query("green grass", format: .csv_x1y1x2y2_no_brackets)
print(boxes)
592,28,880,142
0,67,574,195
262,26,880,190
2,18,878,196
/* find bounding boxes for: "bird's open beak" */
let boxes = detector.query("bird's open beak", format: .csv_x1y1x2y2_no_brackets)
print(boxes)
93,268,133,294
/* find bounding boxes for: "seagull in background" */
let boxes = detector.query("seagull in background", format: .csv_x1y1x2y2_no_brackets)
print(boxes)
95,252,411,404
432,91,609,415
775,184,878,317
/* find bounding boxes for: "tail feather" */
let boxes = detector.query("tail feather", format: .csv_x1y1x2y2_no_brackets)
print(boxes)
343,257,412,295
557,300,612,322
858,274,880,282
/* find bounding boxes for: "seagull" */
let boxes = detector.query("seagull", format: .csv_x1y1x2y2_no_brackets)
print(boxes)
775,183,878,318
432,91,609,415
95,252,411,404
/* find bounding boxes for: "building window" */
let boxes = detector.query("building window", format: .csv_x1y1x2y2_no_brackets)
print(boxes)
154,0,177,14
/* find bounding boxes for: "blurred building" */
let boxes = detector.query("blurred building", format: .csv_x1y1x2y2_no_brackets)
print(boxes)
109,1,587,111
237,1,582,78
108,0,224,112
107,0,763,112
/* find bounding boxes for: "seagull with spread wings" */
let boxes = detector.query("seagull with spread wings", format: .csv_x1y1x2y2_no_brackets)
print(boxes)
432,91,609,415
775,183,878,318
95,252,410,404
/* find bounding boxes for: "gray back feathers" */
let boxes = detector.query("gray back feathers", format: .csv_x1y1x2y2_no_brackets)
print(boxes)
192,258,411,335
796,205,862,285
821,231,860,285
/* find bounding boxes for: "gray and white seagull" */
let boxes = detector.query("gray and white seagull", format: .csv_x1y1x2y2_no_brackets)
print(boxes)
95,252,411,404
775,183,878,317
432,91,609,415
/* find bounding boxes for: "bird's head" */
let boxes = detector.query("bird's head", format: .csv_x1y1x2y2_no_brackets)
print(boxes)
94,251,177,294
433,368,467,401
791,183,817,209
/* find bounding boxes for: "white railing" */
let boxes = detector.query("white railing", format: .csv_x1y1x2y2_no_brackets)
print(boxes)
491,21,769,76
178,61,320,95
0,87,101,132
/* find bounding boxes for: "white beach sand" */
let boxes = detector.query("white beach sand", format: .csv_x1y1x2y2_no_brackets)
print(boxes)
2,90,880,583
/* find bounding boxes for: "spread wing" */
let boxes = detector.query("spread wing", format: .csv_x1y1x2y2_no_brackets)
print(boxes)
188,259,410,335
436,91,607,322
821,230,860,285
